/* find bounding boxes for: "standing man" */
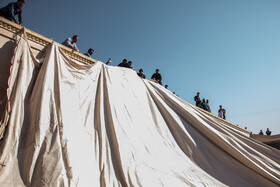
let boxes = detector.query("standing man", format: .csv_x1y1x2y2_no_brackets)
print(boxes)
218,105,224,118
222,107,226,120
62,35,79,52
151,69,162,85
194,92,202,108
84,48,94,57
137,69,146,78
0,0,25,25
218,105,226,119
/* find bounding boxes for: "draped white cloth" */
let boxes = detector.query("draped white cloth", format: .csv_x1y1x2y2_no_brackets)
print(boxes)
0,35,279,187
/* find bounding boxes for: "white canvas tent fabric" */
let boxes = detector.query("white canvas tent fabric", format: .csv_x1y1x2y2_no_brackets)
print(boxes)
0,35,279,187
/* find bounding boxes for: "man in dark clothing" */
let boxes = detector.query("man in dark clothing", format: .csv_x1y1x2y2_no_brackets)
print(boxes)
127,61,133,69
194,92,202,108
0,0,25,25
201,98,207,111
266,128,271,136
205,99,211,112
118,59,129,67
137,69,146,78
222,108,226,120
151,69,162,85
84,48,94,57
259,130,264,135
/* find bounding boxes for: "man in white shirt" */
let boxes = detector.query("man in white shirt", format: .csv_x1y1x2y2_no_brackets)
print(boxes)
62,35,79,51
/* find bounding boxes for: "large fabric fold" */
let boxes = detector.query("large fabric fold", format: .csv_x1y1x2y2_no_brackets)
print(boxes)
0,35,279,186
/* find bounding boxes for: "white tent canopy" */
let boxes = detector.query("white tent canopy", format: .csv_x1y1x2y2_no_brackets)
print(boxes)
0,35,279,186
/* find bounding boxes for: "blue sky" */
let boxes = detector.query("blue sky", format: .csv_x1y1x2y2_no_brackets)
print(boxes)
2,0,279,134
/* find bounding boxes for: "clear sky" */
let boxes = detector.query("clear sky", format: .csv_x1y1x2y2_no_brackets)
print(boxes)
2,0,279,134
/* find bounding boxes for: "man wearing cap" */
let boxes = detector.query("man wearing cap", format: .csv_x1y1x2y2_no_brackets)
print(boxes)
84,48,94,57
151,69,162,85
137,69,146,78
0,0,25,25
62,35,79,52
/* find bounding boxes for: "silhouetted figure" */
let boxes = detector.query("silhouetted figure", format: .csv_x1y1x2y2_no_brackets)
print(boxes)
165,85,168,89
0,0,25,25
62,35,79,51
194,92,202,108
127,61,133,69
259,130,263,135
151,69,162,85
84,48,94,57
266,128,271,136
205,99,211,112
201,98,207,111
223,108,226,119
218,105,226,119
118,59,129,67
137,69,146,78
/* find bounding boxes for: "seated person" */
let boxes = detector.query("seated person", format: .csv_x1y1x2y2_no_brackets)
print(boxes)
84,48,94,57
127,61,133,69
62,35,79,51
118,59,128,67
266,128,271,136
137,69,146,78
151,69,162,85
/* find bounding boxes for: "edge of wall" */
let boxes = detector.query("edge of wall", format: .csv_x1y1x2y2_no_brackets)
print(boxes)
0,17,97,65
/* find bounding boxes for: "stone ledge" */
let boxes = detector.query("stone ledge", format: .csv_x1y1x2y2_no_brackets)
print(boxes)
0,17,97,64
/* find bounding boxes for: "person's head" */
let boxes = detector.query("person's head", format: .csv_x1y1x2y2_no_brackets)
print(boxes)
165,85,168,89
122,59,127,63
219,105,222,109
128,61,132,66
88,48,94,55
197,92,200,96
72,35,79,43
267,128,270,130
202,98,205,102
260,130,263,132
206,99,209,103
17,0,25,8
139,69,143,74
156,69,159,73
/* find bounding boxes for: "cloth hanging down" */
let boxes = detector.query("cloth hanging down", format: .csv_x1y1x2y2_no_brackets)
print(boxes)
0,35,279,187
